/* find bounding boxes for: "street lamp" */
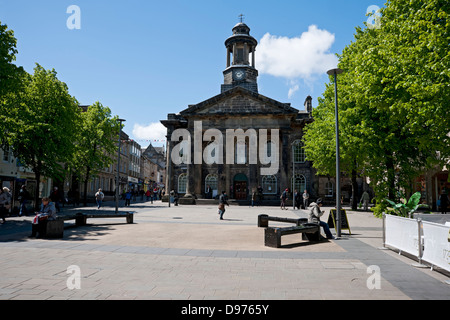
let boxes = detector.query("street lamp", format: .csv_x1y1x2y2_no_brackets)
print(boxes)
116,118,126,214
327,68,343,238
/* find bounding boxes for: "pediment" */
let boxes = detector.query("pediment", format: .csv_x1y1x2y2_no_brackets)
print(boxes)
180,87,299,116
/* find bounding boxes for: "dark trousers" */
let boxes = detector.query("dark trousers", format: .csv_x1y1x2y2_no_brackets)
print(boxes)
31,220,48,237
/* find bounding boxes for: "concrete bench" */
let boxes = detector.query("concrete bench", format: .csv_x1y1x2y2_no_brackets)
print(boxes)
264,224,320,248
258,214,307,228
39,212,134,238
72,212,134,226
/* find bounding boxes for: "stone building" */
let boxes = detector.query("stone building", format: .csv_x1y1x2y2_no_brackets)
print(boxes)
161,22,318,204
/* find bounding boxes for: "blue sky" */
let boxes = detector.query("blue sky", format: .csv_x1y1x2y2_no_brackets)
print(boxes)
0,0,386,148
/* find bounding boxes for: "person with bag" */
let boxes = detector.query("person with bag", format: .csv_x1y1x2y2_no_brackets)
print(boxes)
218,191,229,220
30,197,57,238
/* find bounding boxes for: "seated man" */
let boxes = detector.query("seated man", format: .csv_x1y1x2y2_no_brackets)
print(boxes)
30,197,58,238
308,198,334,240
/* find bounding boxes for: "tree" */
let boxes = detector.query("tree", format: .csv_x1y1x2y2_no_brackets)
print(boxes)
70,102,121,206
0,21,26,147
304,0,449,209
8,64,81,209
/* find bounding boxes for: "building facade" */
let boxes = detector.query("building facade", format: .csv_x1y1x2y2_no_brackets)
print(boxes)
161,22,317,203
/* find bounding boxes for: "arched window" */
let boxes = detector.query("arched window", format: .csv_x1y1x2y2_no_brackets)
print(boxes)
291,174,306,193
292,140,306,163
178,173,187,194
205,174,218,197
262,175,277,194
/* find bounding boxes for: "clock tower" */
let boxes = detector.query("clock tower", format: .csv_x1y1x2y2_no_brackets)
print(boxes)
221,21,258,93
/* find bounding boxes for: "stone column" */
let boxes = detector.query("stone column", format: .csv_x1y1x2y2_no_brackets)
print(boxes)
227,47,231,68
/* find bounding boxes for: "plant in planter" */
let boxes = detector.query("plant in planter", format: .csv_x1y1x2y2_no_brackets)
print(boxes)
385,191,424,218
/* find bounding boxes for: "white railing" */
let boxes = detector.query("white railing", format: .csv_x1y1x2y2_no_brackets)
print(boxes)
383,213,450,273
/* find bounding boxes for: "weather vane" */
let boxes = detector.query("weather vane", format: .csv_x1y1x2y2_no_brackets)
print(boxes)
238,14,245,23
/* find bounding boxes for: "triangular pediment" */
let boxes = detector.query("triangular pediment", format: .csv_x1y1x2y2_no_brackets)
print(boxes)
180,87,299,116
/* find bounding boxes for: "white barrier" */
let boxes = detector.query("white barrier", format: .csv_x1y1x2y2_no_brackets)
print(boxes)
422,221,450,272
384,214,420,257
383,213,450,273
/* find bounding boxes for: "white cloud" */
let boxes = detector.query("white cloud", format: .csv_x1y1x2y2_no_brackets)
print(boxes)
132,122,167,146
257,25,338,97
287,82,299,99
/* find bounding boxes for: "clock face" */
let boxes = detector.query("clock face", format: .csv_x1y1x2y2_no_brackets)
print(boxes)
234,70,245,80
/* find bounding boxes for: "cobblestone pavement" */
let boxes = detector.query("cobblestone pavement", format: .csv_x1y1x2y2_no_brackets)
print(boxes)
0,201,449,300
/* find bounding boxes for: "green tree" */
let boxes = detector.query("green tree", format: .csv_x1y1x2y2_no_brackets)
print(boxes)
0,21,26,146
8,64,81,209
70,102,121,206
304,0,449,209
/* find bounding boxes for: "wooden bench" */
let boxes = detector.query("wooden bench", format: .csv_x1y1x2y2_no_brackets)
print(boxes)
258,214,307,228
264,224,320,248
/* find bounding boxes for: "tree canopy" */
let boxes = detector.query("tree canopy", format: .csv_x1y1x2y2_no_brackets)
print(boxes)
303,0,450,207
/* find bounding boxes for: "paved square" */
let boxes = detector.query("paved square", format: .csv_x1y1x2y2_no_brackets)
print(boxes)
0,201,449,300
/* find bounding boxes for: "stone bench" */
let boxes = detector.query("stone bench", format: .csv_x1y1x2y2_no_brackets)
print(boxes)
73,212,134,226
39,212,134,239
257,214,307,228
264,224,320,248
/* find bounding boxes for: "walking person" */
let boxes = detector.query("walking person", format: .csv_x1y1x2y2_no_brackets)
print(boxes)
18,185,30,216
439,191,449,214
218,191,229,220
302,189,310,209
95,188,104,209
0,187,12,223
125,190,132,206
280,188,288,210
50,187,62,213
360,190,370,211
308,198,334,240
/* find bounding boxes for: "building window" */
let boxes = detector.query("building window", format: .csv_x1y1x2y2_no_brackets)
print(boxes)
205,174,218,197
325,181,334,197
291,174,306,193
262,175,277,194
178,173,187,194
235,140,247,164
293,140,306,163
2,146,10,162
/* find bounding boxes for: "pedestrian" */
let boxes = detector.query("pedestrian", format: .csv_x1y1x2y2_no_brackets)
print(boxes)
218,191,229,220
0,187,12,223
439,191,449,214
145,189,151,201
360,191,370,211
18,185,30,216
95,188,104,209
302,189,309,209
294,189,301,209
251,188,256,207
50,187,62,213
308,198,334,240
30,197,57,238
280,188,288,210
125,190,132,206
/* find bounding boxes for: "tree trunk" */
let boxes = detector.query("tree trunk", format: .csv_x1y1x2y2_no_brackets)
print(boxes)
351,168,358,211
83,166,91,207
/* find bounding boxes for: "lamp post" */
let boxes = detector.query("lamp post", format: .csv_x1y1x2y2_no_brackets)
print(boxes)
327,68,343,238
116,118,126,214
